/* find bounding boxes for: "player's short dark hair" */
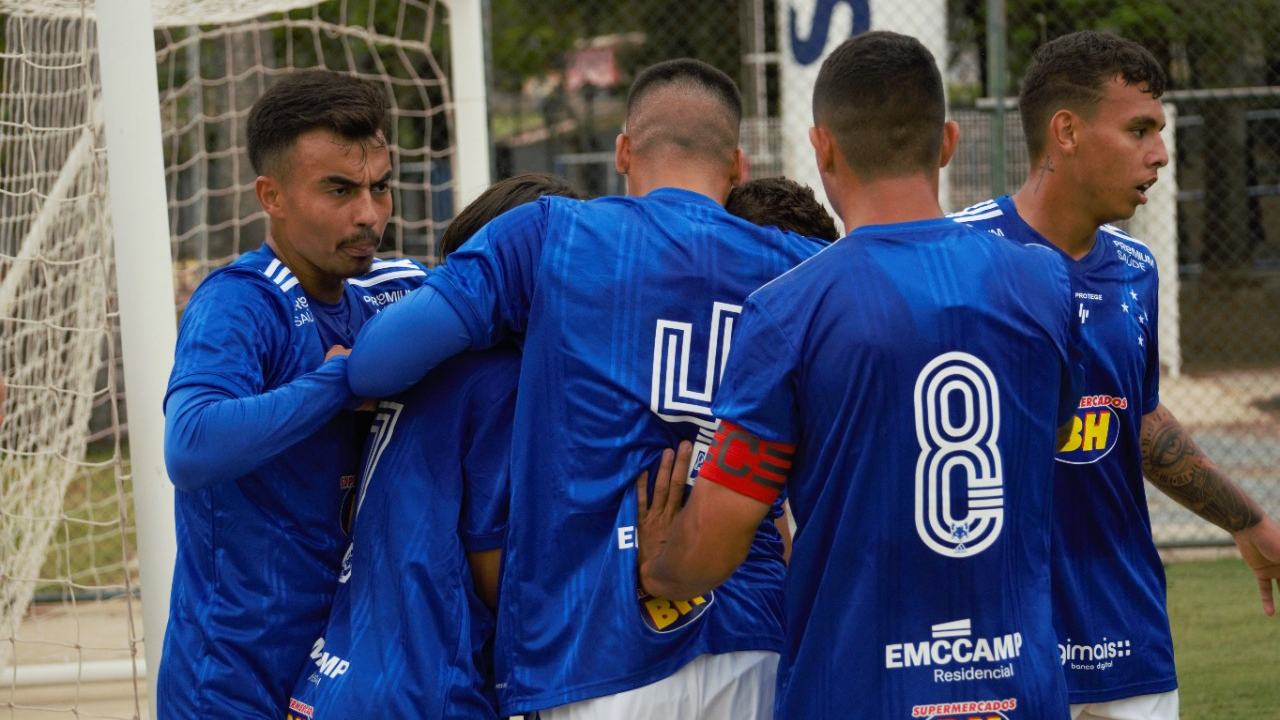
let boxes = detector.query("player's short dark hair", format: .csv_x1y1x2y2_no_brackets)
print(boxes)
1019,31,1167,157
247,69,391,178
812,31,945,181
625,59,742,164
439,172,583,259
726,177,840,242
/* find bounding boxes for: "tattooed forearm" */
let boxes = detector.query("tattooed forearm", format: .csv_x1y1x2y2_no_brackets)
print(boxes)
1140,404,1263,533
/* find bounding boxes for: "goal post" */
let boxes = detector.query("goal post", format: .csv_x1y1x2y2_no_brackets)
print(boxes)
95,4,179,718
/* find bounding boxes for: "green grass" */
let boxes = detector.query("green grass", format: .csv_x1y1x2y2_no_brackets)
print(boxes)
1166,557,1280,718
32,441,137,599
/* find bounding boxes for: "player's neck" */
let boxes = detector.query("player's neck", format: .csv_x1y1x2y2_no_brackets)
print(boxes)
834,174,943,231
265,233,346,303
1011,182,1099,260
625,163,732,205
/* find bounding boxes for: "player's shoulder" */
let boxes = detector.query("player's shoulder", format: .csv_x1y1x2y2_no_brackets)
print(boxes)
748,237,845,302
948,198,1005,224
347,256,429,291
1096,224,1159,276
191,247,293,309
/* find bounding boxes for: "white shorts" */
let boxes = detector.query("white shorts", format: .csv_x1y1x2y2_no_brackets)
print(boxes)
1071,690,1179,720
535,650,779,720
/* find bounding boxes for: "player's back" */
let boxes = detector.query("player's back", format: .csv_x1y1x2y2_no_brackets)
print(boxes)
286,345,517,720
721,218,1075,717
428,188,826,713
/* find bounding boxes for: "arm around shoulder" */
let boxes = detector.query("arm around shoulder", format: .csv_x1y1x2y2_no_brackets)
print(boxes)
347,283,473,398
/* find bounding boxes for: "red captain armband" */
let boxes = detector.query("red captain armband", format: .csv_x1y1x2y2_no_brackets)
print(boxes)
697,420,795,505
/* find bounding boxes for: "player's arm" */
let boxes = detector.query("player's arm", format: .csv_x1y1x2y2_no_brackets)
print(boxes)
638,423,791,601
347,283,473,397
164,348,355,491
348,202,549,398
1141,402,1280,615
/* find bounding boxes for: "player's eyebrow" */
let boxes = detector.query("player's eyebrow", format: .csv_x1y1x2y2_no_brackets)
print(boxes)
322,169,394,187
1131,115,1165,131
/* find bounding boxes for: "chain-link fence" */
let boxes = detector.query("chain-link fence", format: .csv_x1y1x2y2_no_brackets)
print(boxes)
482,0,1280,546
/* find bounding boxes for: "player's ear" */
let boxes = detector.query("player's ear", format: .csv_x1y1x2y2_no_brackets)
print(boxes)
615,133,631,176
1049,109,1078,155
729,148,745,186
256,175,285,218
939,120,960,169
809,126,835,176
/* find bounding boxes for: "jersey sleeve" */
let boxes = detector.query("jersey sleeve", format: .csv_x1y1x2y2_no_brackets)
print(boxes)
345,201,550,399
163,274,355,491
703,294,803,503
458,355,517,552
710,295,803,445
424,200,548,347
167,272,284,399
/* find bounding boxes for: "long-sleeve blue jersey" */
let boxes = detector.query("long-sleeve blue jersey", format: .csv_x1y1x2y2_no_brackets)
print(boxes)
158,245,427,719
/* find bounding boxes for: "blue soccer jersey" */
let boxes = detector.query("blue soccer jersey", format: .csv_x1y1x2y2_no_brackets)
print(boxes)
285,344,517,720
158,246,427,718
953,196,1172,704
391,189,827,713
709,217,1079,719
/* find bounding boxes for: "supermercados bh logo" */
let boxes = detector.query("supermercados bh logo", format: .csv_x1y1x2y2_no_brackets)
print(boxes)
885,619,1022,684
911,698,1018,720
1056,394,1127,465
636,588,713,633
286,697,314,720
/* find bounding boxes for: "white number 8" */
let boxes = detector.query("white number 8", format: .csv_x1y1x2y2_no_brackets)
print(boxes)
913,352,1004,557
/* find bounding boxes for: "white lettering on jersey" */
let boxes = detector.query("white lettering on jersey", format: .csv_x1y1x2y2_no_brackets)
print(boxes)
307,637,350,680
650,302,740,484
617,526,636,549
354,400,404,524
913,352,1004,557
885,618,1023,669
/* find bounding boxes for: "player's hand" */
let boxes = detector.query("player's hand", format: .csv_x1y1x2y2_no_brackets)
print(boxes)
636,441,693,585
1231,513,1280,616
325,344,352,361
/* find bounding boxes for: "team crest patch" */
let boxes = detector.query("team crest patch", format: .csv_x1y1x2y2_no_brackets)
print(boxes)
1056,395,1126,465
636,589,713,633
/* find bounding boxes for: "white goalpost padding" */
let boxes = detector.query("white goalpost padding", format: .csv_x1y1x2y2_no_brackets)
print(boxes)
0,1,486,716
94,4,180,717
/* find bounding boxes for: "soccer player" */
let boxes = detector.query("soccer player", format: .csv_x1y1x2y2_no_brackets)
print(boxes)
346,59,827,719
283,173,581,720
638,31,1080,718
951,31,1280,719
158,70,428,718
726,176,841,242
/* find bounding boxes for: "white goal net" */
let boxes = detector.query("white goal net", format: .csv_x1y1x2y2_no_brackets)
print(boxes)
0,1,460,716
